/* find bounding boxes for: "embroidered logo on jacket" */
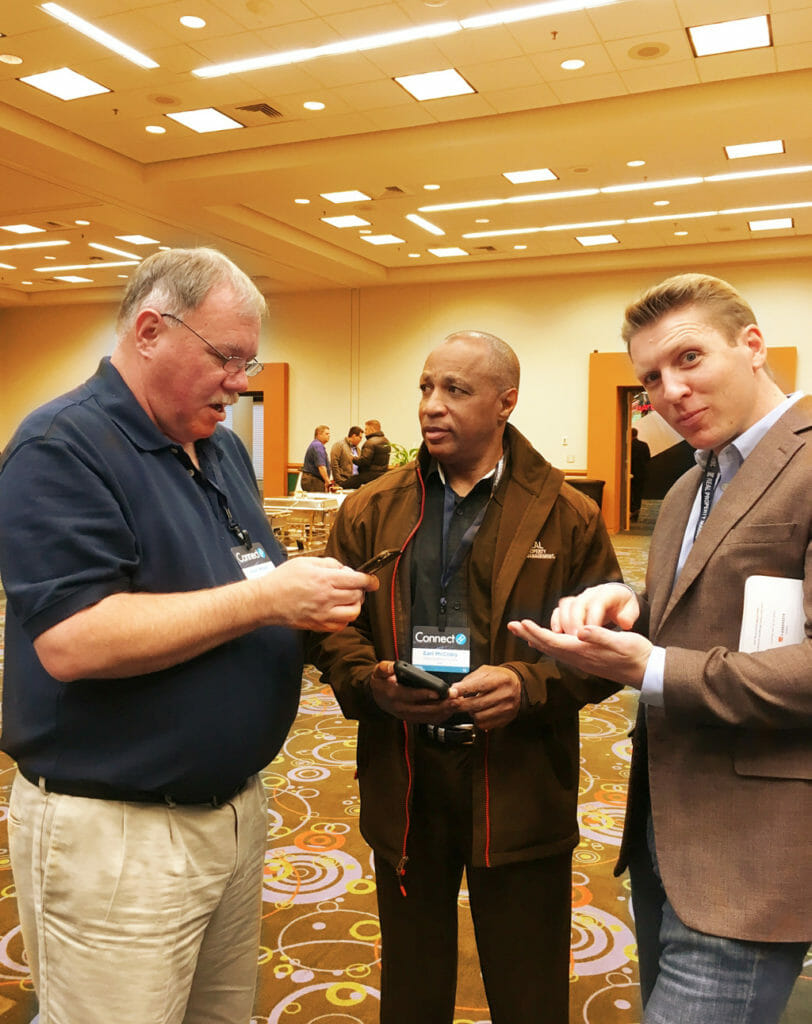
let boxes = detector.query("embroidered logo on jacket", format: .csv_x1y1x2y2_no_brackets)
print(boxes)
526,541,556,560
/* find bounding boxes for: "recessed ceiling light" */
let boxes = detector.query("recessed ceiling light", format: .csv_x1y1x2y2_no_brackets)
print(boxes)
749,217,792,231
158,246,170,251
653,200,670,206
408,252,421,257
576,234,619,246
20,66,110,100
321,215,370,228
359,229,372,234
294,198,310,205
54,275,91,283
560,58,585,70
166,108,244,133
627,159,645,168
503,168,557,184
724,139,784,160
40,4,159,69
303,100,325,110
117,274,129,278
21,281,33,285
146,124,166,134
0,54,23,65
674,230,688,236
321,190,371,204
1,224,44,234
475,218,489,224
423,183,440,191
44,255,57,260
75,219,90,225
116,234,159,245
395,68,474,101
429,246,468,257
361,234,404,245
179,16,206,29
688,15,771,57
513,244,528,250
406,213,445,236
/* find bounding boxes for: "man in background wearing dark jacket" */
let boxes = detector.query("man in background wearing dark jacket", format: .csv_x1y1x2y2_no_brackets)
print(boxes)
356,418,391,484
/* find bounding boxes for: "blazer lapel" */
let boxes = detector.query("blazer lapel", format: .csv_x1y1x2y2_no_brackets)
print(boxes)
654,412,806,637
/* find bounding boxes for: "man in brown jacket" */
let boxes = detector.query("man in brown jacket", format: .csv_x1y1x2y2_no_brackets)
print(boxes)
316,330,620,1024
511,274,811,1024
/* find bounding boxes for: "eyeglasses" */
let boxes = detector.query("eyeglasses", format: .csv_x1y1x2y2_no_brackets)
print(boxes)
160,313,264,377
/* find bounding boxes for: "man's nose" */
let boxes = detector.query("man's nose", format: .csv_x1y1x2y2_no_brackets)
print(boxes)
660,371,689,402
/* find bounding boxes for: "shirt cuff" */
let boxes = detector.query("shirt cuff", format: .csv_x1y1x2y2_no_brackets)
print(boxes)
639,645,666,707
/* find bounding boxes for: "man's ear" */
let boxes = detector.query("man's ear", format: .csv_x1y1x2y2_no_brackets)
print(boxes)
741,323,768,371
498,386,518,423
133,308,164,356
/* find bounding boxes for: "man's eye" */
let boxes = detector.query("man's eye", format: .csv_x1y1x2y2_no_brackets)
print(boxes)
682,351,700,364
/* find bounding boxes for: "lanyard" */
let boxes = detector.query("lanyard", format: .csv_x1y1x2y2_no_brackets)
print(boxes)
693,453,720,541
440,484,489,592
180,443,253,551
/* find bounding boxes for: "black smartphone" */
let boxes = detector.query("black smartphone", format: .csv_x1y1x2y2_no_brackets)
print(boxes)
394,660,450,698
357,548,401,575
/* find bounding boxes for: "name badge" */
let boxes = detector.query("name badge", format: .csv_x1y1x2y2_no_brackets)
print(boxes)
411,626,470,674
232,543,276,579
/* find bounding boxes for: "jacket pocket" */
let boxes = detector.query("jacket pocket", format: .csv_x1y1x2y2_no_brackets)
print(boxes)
725,522,796,545
733,730,811,780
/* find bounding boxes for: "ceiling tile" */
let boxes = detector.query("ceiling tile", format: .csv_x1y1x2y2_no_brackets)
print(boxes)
548,70,628,104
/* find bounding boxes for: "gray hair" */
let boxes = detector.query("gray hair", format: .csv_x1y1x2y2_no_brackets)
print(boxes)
443,330,520,392
117,247,266,334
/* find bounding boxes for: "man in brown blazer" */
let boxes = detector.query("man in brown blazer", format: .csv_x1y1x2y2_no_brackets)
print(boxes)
510,273,810,1024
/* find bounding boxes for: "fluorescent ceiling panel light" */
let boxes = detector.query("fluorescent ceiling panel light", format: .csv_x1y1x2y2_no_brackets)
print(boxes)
602,176,702,193
116,234,159,245
725,140,784,160
40,3,159,69
321,215,370,228
460,0,619,31
721,201,812,215
543,219,624,231
687,15,770,57
748,217,793,231
0,240,70,251
193,21,461,77
463,227,543,238
90,242,142,259
35,261,138,272
20,66,109,100
167,108,243,133
429,247,468,257
361,234,404,245
395,68,474,101
706,164,812,182
576,234,618,246
406,214,444,236
1,224,44,234
420,188,597,213
321,190,371,204
627,211,716,224
503,168,557,184
421,198,504,212
54,275,91,282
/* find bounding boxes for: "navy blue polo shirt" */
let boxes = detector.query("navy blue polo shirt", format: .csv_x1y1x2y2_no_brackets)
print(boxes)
0,358,302,800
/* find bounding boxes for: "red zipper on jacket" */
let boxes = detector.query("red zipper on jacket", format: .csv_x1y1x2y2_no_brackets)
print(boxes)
483,730,492,867
391,462,426,894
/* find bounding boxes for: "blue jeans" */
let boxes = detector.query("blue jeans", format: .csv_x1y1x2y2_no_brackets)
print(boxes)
628,814,808,1024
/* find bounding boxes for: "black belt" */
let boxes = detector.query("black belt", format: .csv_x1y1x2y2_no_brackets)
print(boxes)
421,723,476,746
18,765,248,808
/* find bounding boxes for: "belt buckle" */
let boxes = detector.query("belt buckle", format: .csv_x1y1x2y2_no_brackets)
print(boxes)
427,723,475,745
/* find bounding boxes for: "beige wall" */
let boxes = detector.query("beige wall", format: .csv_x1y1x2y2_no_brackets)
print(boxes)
2,258,811,474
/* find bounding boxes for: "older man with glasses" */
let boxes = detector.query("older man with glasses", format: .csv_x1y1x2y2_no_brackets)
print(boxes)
0,247,376,1024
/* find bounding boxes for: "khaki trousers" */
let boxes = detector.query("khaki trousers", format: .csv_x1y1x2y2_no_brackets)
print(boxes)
9,771,267,1024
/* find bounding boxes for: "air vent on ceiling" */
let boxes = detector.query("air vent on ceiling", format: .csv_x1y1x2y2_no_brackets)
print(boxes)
237,102,283,119
474,245,497,252
45,220,71,229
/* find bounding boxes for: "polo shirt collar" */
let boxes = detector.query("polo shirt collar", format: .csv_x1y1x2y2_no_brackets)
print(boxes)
90,357,221,460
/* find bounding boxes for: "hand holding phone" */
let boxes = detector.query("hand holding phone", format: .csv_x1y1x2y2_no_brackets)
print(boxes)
357,549,401,575
394,660,450,698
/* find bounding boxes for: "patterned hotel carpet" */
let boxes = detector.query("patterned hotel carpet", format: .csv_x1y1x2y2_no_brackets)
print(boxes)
0,507,808,1023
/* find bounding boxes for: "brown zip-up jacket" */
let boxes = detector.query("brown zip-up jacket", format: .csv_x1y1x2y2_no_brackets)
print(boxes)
315,425,621,870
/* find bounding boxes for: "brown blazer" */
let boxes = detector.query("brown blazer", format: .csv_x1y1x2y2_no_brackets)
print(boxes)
617,395,812,943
